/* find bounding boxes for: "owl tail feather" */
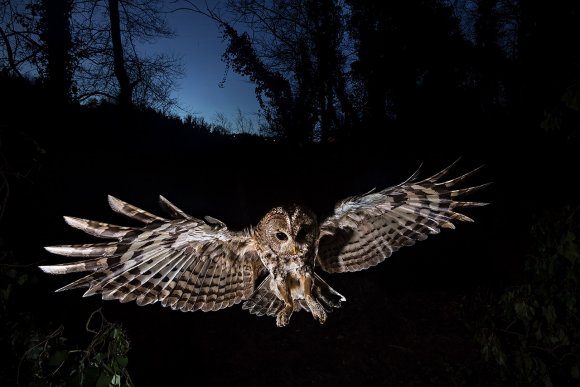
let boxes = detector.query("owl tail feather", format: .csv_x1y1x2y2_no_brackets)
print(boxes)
311,273,346,311
242,274,346,318
242,275,283,317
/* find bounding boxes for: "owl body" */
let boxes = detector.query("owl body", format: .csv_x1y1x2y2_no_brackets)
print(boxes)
250,205,331,326
40,160,488,327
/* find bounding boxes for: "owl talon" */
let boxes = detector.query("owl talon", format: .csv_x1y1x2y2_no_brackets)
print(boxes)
310,302,327,324
304,294,327,324
276,306,293,327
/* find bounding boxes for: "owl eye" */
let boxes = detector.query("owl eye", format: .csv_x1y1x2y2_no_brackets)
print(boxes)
296,226,310,242
275,232,288,241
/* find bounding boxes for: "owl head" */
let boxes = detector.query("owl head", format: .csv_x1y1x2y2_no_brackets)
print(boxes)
255,205,318,258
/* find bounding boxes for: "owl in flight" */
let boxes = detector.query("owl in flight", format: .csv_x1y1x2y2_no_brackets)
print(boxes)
40,160,488,327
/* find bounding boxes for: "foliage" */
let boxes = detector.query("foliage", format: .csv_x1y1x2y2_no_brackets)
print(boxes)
198,0,353,141
220,22,294,139
19,309,134,387
1,255,134,386
541,82,580,145
0,264,38,357
478,206,580,386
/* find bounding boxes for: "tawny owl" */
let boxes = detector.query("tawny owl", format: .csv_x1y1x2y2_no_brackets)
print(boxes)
40,160,488,327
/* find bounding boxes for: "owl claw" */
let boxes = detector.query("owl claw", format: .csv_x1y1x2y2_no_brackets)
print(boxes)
310,302,327,324
305,295,327,324
276,306,293,327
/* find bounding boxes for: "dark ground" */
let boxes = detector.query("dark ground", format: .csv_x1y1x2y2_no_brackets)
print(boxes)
1,104,577,386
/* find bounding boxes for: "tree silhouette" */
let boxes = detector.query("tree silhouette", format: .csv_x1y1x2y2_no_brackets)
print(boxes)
0,0,181,111
348,0,470,133
220,23,295,138
37,0,74,104
0,0,75,103
108,0,134,110
193,0,354,142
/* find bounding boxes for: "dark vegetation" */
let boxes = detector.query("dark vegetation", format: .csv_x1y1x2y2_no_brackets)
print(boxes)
1,0,579,386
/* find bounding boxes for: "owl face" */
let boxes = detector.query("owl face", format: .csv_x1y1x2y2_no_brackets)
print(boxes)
256,205,318,259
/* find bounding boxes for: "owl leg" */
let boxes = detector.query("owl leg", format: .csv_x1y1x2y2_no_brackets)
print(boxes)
301,274,327,324
275,276,294,327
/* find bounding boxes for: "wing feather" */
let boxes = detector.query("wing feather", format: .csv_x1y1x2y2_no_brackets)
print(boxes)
63,216,137,238
196,259,221,312
131,250,188,305
41,196,264,312
317,161,489,273
182,256,213,312
108,195,167,223
158,195,195,220
108,248,182,304
242,276,283,317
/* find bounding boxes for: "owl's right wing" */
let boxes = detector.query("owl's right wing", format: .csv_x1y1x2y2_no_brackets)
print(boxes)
317,159,489,273
40,195,265,312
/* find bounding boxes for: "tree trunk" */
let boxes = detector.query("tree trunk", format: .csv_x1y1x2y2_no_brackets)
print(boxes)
108,0,133,109
40,0,73,104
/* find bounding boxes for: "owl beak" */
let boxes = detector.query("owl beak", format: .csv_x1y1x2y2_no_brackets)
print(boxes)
290,242,299,255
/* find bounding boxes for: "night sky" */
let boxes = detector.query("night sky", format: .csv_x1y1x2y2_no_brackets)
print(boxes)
149,8,260,126
1,1,579,387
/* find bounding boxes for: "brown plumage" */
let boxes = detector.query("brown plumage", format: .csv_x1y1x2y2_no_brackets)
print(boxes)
40,159,489,327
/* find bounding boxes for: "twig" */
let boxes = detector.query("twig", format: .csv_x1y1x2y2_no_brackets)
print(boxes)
85,308,105,335
17,326,64,387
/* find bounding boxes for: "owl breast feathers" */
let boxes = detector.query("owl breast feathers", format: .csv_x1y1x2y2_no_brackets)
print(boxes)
40,159,489,327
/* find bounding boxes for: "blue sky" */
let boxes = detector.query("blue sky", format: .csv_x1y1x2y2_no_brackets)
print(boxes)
153,9,261,128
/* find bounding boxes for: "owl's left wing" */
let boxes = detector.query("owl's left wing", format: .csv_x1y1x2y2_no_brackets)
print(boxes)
40,195,265,312
317,159,489,273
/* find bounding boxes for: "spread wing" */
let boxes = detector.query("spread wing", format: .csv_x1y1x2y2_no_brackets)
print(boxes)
40,195,265,312
317,159,489,273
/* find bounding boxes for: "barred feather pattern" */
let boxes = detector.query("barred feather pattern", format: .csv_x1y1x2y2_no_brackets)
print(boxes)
40,160,488,326
40,195,264,312
317,159,489,273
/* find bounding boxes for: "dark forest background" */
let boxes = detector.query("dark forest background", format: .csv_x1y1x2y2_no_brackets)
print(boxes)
1,0,579,386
